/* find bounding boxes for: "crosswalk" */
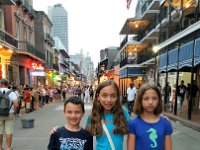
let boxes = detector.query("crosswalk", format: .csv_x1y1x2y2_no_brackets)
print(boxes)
55,104,92,111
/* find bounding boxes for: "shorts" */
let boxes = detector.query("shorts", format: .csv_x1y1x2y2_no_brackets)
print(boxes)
0,113,15,134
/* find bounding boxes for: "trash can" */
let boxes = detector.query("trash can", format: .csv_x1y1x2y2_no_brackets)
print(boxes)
21,119,35,128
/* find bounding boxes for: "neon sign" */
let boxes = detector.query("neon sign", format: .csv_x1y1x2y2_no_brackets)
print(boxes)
32,63,44,71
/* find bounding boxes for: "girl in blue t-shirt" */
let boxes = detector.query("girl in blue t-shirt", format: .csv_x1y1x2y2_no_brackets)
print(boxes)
85,80,129,150
128,84,173,150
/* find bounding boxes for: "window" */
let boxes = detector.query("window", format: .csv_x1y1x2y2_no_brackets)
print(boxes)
23,26,27,41
0,9,2,28
15,20,20,39
29,30,32,44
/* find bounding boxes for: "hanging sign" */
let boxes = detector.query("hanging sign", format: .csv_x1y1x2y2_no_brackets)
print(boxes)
32,63,44,71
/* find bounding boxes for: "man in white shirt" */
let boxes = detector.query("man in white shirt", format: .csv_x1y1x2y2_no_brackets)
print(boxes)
127,83,137,115
0,79,18,150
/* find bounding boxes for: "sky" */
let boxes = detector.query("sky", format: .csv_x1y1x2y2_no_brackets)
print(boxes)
33,0,138,66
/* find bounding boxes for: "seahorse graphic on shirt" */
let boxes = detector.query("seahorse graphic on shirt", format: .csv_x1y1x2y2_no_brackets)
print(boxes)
147,128,158,148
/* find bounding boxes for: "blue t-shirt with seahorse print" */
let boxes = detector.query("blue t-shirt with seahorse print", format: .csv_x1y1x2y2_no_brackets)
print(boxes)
128,116,173,150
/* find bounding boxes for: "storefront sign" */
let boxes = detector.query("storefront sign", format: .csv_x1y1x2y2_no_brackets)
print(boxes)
32,63,44,71
30,71,46,76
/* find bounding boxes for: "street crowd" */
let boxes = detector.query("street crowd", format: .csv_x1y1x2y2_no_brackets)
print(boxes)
0,77,199,150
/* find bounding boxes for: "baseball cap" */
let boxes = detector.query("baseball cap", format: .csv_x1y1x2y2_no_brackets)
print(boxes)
0,78,9,85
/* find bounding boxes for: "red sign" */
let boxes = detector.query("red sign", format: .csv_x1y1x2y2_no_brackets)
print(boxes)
32,63,44,71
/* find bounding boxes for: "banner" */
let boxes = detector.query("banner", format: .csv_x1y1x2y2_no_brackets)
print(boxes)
194,0,199,7
127,0,132,9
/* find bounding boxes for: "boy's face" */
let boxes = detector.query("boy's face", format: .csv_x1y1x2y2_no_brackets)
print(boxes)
64,102,84,127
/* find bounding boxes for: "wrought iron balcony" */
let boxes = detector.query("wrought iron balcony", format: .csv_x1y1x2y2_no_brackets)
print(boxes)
137,52,156,64
120,36,128,50
0,28,18,48
45,33,55,47
18,41,45,61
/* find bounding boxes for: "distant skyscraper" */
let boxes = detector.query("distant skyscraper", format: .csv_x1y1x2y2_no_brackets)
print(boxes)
48,4,69,53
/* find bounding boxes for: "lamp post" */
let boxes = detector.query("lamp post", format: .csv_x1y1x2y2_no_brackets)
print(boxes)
153,46,159,84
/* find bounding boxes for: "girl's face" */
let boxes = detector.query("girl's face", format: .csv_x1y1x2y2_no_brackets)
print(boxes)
98,85,118,113
64,102,84,127
142,89,159,113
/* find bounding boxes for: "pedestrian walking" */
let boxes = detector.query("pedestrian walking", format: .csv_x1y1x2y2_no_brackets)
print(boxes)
127,83,137,115
177,80,186,113
48,96,93,150
84,85,90,103
171,84,176,113
12,85,22,116
89,85,94,100
23,86,31,113
77,85,82,99
39,85,46,107
85,80,129,150
49,87,54,103
61,87,66,101
162,82,171,111
128,84,173,150
0,79,19,150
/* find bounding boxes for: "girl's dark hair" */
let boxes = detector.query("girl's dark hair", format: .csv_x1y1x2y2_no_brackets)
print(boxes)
89,80,128,136
64,96,85,113
134,83,162,116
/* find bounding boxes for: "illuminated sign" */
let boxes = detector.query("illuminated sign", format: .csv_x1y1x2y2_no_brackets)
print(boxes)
30,71,46,76
32,63,44,71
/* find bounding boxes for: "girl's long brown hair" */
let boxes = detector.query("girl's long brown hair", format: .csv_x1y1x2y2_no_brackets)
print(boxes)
88,80,128,136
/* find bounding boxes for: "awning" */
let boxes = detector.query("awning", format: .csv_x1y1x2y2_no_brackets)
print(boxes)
179,41,193,69
168,48,178,71
159,38,200,72
159,53,167,72
120,67,146,78
195,37,200,66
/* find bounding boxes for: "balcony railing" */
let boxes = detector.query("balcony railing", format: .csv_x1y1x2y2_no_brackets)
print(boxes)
45,33,55,47
141,0,153,15
120,51,155,68
120,36,139,50
18,41,45,61
0,28,18,48
120,36,128,50
120,58,138,68
137,52,156,64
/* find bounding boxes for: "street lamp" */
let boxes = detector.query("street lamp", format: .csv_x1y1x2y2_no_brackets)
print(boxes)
153,46,159,53
152,45,160,84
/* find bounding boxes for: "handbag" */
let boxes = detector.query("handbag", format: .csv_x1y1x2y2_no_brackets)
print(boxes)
102,120,115,150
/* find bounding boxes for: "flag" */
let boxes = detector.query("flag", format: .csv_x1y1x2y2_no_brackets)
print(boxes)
127,0,132,9
194,0,199,7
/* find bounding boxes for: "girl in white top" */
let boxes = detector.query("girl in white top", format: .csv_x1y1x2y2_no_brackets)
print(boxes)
84,85,90,103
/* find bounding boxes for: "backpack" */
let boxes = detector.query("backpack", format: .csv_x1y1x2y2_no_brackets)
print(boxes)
0,90,12,116
89,88,93,95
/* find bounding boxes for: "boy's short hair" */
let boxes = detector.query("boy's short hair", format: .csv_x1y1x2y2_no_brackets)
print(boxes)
64,96,85,113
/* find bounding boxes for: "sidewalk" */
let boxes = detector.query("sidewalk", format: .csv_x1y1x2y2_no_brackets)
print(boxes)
164,104,200,132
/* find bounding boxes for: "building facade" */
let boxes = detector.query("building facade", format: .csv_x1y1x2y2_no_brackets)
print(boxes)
4,0,45,86
48,4,68,53
119,0,200,121
34,11,56,87
0,0,18,81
